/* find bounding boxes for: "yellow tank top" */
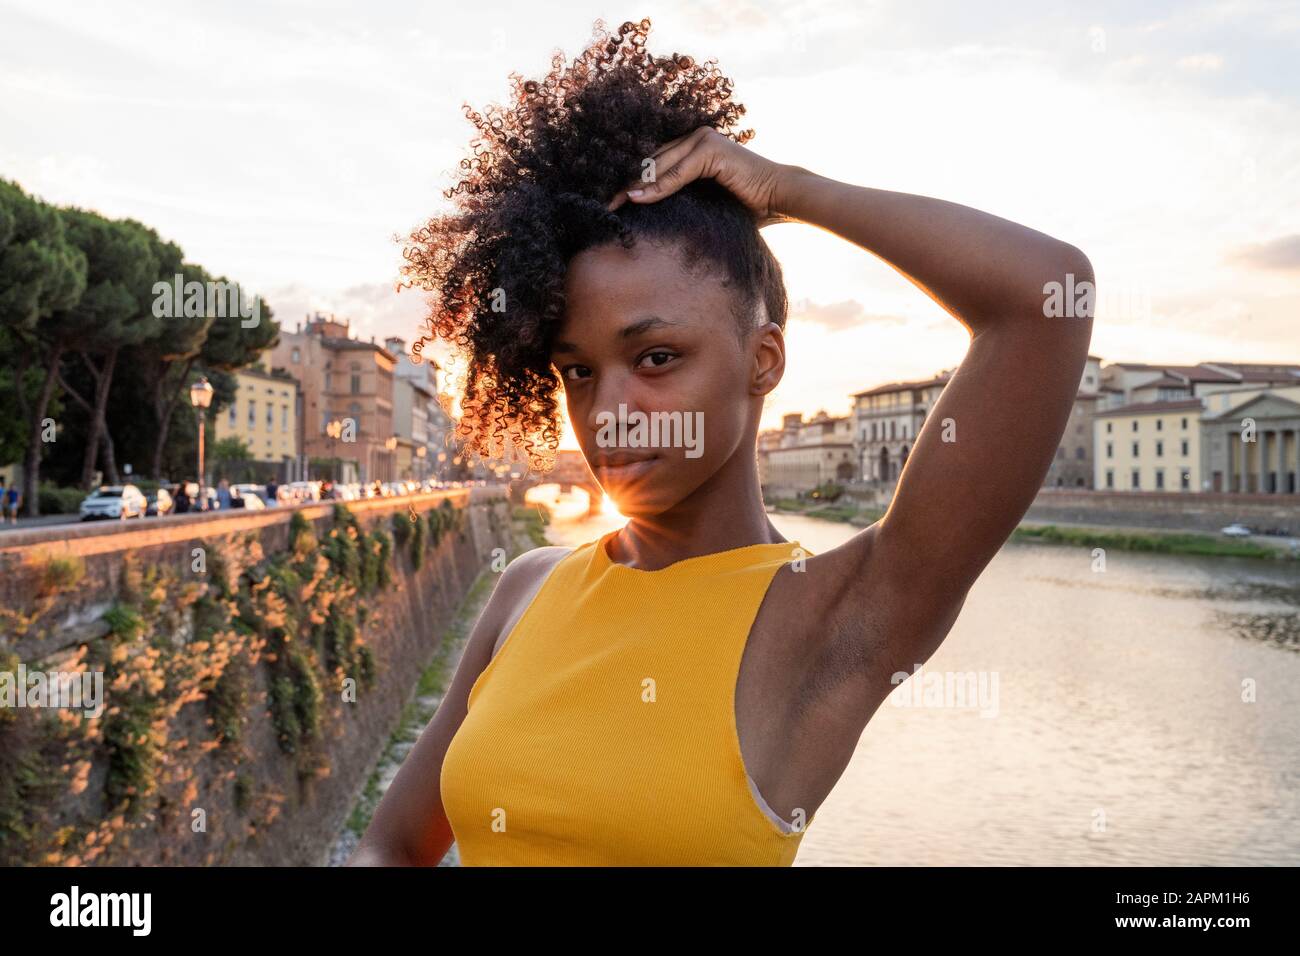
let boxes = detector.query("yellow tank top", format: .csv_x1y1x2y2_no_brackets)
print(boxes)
440,528,818,866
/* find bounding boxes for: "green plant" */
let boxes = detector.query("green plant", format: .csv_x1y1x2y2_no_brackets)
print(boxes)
38,556,86,596
36,483,87,515
410,512,426,569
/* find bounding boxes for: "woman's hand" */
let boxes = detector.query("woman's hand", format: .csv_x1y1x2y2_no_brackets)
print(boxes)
606,126,803,226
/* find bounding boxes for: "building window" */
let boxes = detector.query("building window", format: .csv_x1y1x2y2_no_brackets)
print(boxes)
1156,441,1163,457
228,404,237,427
1181,417,1188,429
1180,469,1190,490
1106,469,1114,489
1180,439,1189,456
1106,422,1112,434
1106,442,1113,458
267,404,273,429
291,347,300,363
324,371,332,392
1132,441,1139,456
1075,447,1085,460
1131,469,1140,489
1155,469,1165,490
282,406,289,432
351,362,361,395
248,400,256,429
1131,421,1138,432
1156,419,1163,431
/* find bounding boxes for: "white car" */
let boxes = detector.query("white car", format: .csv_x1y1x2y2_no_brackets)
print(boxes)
234,491,266,511
232,483,268,506
80,484,148,521
1220,523,1252,537
286,481,318,503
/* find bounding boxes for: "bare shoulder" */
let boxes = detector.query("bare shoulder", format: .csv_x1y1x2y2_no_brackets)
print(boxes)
483,545,574,656
499,544,573,598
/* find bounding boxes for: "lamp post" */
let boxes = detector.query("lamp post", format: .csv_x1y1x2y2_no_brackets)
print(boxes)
190,377,214,511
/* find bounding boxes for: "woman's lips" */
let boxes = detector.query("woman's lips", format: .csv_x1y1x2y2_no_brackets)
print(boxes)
593,454,659,482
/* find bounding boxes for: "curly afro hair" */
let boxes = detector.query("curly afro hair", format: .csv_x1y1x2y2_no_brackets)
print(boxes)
400,16,788,474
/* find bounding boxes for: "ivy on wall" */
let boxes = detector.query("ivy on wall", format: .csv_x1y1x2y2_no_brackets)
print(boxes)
0,498,478,866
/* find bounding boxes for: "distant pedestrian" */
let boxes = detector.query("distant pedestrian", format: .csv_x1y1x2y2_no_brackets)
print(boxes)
173,481,192,514
266,479,279,506
217,478,232,511
3,482,20,524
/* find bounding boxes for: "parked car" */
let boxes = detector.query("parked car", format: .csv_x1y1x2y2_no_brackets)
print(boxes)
1220,523,1252,537
80,484,148,521
145,487,173,516
286,481,319,503
231,489,266,510
232,483,268,506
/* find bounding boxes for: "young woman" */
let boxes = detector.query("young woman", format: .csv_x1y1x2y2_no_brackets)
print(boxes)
349,18,1093,866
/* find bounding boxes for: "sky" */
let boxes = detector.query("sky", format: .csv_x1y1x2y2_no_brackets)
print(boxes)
3,0,1298,443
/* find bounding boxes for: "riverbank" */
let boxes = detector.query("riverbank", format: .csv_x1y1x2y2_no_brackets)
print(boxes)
328,506,548,866
767,498,1299,561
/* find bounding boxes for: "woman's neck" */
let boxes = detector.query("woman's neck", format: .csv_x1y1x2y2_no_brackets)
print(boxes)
605,445,783,571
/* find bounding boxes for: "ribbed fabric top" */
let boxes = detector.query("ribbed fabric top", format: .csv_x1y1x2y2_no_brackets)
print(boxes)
440,528,818,866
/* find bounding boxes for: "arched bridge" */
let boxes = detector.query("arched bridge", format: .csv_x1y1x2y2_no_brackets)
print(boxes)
508,449,604,517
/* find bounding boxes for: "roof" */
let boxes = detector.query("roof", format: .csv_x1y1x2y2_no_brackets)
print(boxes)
1132,375,1190,389
238,364,300,388
1156,365,1238,382
768,442,856,454
319,336,398,361
1095,399,1204,418
1201,390,1300,421
852,375,950,398
1203,362,1300,382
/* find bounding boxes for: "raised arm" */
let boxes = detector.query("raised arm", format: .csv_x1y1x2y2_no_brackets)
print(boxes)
776,169,1094,607
611,127,1093,665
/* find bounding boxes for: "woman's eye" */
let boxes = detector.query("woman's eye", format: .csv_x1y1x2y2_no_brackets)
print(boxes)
636,351,677,370
562,365,592,382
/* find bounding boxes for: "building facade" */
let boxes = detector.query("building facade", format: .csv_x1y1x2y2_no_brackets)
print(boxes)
1199,390,1300,493
1042,355,1104,489
211,359,301,473
762,411,856,494
851,372,951,484
271,314,398,482
1093,399,1204,492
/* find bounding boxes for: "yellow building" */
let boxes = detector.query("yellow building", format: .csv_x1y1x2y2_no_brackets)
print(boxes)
1094,399,1202,492
213,361,301,464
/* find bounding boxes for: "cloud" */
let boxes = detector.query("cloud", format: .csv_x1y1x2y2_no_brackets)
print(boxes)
263,281,434,346
792,298,906,331
1228,235,1300,272
1177,52,1224,72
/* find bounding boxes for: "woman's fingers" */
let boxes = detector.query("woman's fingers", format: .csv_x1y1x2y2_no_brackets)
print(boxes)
625,142,708,203
606,127,713,211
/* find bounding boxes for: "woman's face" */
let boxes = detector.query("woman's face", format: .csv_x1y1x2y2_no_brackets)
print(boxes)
553,239,783,517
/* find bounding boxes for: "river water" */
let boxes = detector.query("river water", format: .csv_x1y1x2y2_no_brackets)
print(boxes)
539,502,1300,866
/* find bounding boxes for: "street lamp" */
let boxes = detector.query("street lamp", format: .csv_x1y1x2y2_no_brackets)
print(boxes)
190,377,214,511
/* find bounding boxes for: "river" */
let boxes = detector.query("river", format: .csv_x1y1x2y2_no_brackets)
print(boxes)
537,500,1300,866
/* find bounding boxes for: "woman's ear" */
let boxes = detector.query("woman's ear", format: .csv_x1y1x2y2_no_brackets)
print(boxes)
750,321,785,397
